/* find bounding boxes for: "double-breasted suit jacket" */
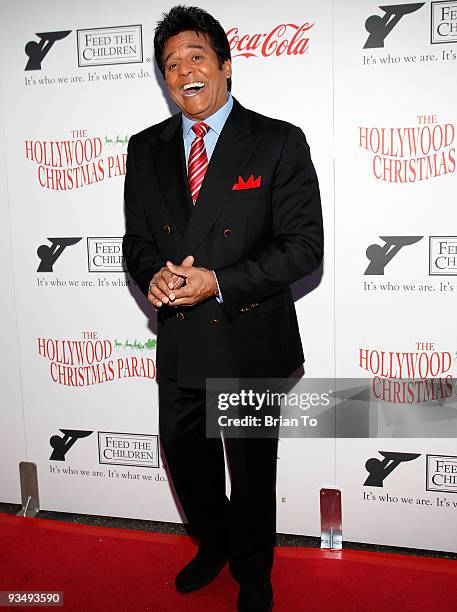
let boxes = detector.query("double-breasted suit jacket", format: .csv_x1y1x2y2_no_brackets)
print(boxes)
123,98,323,388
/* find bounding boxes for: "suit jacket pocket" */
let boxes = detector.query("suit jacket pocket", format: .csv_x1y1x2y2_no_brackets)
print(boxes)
227,186,266,201
239,291,289,317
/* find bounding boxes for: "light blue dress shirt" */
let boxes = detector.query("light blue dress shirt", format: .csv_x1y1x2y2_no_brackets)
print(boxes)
182,93,233,169
181,93,233,302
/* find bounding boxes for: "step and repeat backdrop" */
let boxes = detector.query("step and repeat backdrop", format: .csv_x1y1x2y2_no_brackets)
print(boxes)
0,0,455,552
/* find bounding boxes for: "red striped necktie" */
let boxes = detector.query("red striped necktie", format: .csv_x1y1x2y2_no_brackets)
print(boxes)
188,121,209,204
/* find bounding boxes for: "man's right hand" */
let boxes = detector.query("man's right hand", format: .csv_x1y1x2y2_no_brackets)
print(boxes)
148,255,194,309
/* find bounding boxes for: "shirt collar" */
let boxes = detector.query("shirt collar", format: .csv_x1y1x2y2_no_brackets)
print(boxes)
182,92,233,138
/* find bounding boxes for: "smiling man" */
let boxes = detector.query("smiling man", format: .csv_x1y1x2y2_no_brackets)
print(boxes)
122,6,323,612
164,29,231,121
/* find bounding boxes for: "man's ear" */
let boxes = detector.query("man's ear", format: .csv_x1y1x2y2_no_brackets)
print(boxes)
223,59,232,79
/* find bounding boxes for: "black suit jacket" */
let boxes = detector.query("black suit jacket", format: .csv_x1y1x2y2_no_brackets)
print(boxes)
123,98,323,388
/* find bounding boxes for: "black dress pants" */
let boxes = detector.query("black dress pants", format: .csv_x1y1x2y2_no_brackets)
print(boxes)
158,374,279,586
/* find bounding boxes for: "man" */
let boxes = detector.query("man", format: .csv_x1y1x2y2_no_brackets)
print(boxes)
123,6,323,611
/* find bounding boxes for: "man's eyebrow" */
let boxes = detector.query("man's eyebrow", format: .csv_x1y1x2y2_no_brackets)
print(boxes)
164,43,206,65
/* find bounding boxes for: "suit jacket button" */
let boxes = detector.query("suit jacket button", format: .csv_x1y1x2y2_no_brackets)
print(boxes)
210,318,220,326
223,228,232,238
176,312,185,320
163,224,172,234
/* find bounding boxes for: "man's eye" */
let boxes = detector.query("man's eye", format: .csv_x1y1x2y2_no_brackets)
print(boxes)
167,63,177,70
192,55,202,61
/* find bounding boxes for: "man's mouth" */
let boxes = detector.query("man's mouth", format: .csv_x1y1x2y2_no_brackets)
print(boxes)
181,82,205,97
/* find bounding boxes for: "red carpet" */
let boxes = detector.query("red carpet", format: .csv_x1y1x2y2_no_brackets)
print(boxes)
1,512,456,611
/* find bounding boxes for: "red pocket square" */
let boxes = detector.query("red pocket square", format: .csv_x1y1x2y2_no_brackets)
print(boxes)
232,175,261,190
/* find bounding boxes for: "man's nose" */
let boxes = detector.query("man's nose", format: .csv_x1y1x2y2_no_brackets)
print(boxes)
178,60,193,76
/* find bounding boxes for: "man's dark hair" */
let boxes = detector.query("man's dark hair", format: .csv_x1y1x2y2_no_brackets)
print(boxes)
154,5,232,91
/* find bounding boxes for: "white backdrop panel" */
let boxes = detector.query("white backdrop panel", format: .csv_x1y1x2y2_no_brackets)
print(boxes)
0,71,27,504
334,0,457,551
0,0,335,534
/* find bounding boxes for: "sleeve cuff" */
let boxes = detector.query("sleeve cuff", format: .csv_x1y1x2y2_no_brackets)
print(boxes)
213,270,223,303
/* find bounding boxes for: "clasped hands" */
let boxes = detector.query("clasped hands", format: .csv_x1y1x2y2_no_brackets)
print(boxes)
148,255,218,309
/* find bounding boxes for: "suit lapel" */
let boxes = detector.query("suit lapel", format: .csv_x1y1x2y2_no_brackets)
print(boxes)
150,114,192,237
182,99,260,257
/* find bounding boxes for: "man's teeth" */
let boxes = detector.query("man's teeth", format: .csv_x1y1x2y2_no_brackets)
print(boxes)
183,82,205,90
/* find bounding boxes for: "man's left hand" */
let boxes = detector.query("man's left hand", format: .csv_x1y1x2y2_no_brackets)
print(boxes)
166,261,217,306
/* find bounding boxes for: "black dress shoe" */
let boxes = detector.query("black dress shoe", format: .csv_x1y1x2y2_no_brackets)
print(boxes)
175,550,227,593
238,582,273,612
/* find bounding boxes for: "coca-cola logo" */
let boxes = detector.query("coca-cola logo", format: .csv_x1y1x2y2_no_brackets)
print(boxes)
226,22,314,59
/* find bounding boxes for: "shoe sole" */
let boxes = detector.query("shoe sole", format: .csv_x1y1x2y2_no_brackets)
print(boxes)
175,562,227,593
238,596,273,611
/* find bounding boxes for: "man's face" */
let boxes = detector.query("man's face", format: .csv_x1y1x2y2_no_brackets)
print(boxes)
162,30,232,121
